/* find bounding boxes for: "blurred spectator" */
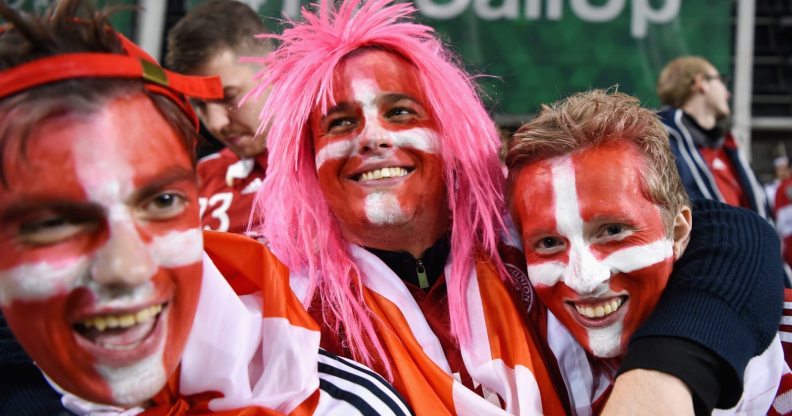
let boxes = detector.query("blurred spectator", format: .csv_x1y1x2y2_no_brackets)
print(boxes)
774,178,792,270
657,56,770,221
166,0,271,234
766,156,791,212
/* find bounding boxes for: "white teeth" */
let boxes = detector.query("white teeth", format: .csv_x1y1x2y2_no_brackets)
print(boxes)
358,167,409,182
79,304,163,332
575,298,623,319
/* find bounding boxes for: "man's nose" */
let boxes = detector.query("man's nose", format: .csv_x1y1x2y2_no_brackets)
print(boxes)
357,124,393,155
563,245,611,295
201,102,231,138
91,218,156,287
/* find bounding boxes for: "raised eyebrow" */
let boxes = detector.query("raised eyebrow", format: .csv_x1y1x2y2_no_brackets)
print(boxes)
131,166,197,203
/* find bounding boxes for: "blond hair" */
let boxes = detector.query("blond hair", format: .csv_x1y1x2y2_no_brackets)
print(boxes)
656,56,712,108
505,89,689,232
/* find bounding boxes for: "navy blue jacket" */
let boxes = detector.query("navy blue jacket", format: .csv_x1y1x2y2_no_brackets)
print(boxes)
658,107,770,220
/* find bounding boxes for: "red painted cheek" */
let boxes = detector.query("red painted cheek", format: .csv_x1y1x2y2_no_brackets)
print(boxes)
3,295,111,402
162,262,202,377
317,158,365,211
611,258,674,349
535,283,592,349
389,150,446,227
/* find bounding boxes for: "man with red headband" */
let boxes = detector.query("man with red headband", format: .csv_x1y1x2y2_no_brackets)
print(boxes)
250,0,784,414
0,2,411,415
506,90,788,414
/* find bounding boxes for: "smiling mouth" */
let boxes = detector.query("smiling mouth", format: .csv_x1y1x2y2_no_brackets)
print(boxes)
74,303,164,350
355,167,412,182
572,296,625,319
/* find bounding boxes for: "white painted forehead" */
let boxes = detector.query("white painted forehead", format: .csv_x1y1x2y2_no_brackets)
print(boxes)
352,79,378,105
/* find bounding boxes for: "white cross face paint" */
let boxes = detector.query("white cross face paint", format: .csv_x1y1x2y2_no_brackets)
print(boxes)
0,95,204,406
365,192,407,224
510,142,676,358
310,49,448,247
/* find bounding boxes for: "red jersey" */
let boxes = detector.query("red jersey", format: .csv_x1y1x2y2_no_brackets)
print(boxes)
699,145,749,209
197,148,267,234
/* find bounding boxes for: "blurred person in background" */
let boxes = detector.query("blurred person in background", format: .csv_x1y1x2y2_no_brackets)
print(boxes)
766,156,790,213
166,0,271,234
656,56,770,221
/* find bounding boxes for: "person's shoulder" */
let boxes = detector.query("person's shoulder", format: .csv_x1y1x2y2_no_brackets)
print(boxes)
315,349,413,416
197,148,237,176
690,198,777,247
656,106,680,125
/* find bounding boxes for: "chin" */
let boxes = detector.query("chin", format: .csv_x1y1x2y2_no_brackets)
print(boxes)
583,323,626,359
100,357,167,406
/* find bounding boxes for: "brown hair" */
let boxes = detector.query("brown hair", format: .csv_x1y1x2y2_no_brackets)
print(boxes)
165,0,272,74
656,56,712,108
505,89,689,232
0,0,197,185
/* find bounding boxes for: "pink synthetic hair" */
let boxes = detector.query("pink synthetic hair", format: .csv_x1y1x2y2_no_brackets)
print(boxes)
248,0,507,373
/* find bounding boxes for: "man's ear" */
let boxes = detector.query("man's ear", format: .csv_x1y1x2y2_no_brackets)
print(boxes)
672,205,693,260
691,73,707,95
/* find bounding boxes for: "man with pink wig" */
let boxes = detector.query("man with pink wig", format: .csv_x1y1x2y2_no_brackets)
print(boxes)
249,0,783,413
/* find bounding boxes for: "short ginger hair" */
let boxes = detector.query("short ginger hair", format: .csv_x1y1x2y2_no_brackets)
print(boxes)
505,89,689,233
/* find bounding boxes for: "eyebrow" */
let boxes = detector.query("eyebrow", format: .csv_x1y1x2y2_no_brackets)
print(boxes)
379,93,419,105
323,102,355,119
132,166,197,202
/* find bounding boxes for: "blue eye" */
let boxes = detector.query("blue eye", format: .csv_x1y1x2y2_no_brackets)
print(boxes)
596,224,633,242
534,236,566,255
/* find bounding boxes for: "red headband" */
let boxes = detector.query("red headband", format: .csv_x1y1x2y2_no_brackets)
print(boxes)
0,31,222,131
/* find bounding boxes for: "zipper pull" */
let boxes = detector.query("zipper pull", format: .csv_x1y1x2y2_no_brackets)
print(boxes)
416,259,429,289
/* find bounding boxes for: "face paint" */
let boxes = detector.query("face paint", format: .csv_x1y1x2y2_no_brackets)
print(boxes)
310,49,449,252
509,142,674,358
0,95,203,406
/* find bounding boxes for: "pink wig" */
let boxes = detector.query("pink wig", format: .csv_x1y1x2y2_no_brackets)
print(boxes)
248,0,507,373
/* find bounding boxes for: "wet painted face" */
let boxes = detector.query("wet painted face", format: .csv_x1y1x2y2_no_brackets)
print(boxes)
192,48,267,159
310,49,448,252
509,142,674,358
0,95,203,405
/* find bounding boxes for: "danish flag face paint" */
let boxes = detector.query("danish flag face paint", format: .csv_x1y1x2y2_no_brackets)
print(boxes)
0,95,203,405
510,142,674,358
310,49,448,250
